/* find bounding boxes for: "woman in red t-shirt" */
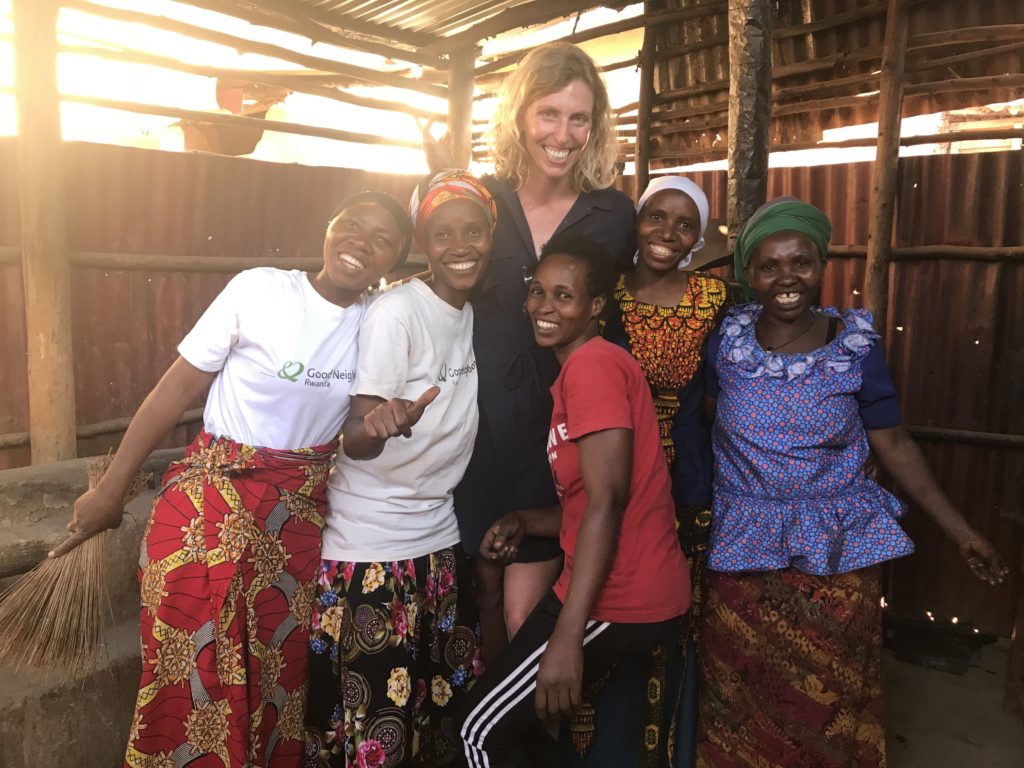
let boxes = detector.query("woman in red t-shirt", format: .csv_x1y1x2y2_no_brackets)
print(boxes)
457,232,690,767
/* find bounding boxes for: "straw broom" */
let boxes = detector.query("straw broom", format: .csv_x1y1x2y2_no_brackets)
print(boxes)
0,453,150,673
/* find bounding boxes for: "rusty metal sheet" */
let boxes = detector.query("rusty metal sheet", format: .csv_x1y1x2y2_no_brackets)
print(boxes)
0,138,419,470
650,0,1024,167
1,138,1020,635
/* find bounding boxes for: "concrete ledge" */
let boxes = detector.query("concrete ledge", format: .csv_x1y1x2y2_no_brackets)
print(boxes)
0,449,183,767
0,618,141,768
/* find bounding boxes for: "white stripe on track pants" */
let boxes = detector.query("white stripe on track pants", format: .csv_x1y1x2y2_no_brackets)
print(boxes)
457,590,679,768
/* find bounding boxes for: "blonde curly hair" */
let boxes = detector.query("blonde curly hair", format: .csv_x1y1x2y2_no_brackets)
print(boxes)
489,43,619,193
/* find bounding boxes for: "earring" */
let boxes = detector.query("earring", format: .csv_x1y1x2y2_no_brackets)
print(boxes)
632,251,639,265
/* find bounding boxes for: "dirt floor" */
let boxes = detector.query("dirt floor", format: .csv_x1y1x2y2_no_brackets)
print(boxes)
885,640,1024,767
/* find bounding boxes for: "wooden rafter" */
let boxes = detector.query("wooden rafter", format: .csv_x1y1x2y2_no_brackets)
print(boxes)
237,0,437,48
419,0,600,56
60,43,445,121
649,127,1024,165
64,0,447,98
61,93,424,148
171,0,445,68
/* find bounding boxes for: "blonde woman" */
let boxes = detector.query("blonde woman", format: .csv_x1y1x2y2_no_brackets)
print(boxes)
454,42,636,662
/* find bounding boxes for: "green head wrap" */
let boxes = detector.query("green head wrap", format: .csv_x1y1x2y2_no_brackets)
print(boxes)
733,197,832,299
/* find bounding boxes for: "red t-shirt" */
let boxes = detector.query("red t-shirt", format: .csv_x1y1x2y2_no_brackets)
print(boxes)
549,338,690,623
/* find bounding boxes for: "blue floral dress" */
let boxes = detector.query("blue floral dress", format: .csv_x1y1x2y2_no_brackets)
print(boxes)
706,303,915,575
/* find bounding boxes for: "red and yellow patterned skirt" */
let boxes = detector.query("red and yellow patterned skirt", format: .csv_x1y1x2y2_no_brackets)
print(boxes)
125,431,335,768
697,566,886,768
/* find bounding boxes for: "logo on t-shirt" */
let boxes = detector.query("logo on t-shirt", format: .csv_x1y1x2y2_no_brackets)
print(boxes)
436,358,477,385
547,421,569,462
277,360,305,381
275,360,354,389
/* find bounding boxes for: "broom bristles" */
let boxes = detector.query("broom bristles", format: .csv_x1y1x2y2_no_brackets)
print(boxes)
0,452,151,674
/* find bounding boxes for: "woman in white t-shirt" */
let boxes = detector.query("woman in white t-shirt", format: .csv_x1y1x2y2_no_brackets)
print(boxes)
304,171,495,768
53,192,413,768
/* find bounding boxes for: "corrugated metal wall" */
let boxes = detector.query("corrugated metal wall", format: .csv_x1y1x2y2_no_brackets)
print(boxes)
651,0,1024,165
1,139,1020,634
0,138,419,467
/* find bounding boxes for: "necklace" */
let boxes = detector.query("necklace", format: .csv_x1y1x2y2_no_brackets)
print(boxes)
759,313,817,353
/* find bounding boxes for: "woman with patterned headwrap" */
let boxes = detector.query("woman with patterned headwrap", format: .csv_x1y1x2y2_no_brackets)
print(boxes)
696,197,1006,768
305,170,497,768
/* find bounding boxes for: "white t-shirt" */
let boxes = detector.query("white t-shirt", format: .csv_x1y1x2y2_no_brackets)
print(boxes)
178,268,368,449
321,279,479,562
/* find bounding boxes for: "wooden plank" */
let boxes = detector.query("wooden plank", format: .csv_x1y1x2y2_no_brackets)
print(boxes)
59,94,424,149
634,0,658,195
447,47,477,169
69,252,323,273
420,0,597,56
60,44,445,122
907,426,1024,449
651,126,1024,164
170,0,444,67
911,24,1024,49
0,409,205,451
774,0,890,39
64,0,447,98
864,0,910,339
726,0,773,244
250,0,438,48
13,0,77,464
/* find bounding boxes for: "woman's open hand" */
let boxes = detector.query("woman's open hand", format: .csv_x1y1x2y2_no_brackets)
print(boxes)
958,531,1008,586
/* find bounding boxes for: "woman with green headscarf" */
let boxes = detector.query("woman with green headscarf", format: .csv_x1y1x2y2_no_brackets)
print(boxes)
695,197,1006,768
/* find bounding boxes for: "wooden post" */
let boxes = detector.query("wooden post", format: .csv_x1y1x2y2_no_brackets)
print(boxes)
447,47,477,169
800,0,817,59
13,0,77,463
726,0,774,250
864,0,909,336
635,0,659,195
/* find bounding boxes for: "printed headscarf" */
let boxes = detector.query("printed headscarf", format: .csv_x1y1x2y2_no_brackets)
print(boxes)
733,197,832,298
635,175,710,269
408,169,497,247
329,191,413,265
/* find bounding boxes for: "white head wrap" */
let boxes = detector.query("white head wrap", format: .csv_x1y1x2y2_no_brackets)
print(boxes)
635,175,710,269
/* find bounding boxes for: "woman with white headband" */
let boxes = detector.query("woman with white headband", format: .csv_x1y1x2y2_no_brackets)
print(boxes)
595,175,729,767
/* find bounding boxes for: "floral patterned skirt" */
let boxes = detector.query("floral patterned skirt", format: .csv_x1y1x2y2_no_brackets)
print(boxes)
696,566,886,768
125,431,335,768
304,545,483,768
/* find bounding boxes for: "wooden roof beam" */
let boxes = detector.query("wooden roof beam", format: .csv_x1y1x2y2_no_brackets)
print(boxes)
171,0,446,69
61,93,425,148
474,2,727,76
60,43,445,122
65,0,447,98
420,0,605,56
239,0,437,49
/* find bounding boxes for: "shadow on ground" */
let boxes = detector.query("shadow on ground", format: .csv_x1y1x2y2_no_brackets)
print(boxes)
885,641,1024,767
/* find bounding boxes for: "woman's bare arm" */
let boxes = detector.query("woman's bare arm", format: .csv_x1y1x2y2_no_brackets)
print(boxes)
50,357,215,557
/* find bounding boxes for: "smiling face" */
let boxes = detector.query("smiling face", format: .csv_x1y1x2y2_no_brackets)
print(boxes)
420,198,493,308
746,230,824,321
636,189,701,272
315,201,404,305
525,252,605,363
520,79,594,184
